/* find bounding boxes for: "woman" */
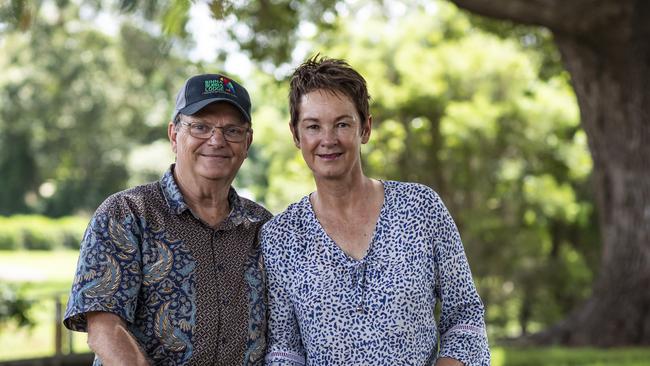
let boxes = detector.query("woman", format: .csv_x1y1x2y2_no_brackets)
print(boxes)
261,57,490,365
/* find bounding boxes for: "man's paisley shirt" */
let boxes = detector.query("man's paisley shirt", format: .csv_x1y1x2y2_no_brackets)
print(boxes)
64,166,272,365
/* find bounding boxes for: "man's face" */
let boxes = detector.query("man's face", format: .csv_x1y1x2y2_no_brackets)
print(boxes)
169,102,252,184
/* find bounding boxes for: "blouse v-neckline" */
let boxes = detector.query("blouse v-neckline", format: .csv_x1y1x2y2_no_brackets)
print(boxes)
305,180,388,263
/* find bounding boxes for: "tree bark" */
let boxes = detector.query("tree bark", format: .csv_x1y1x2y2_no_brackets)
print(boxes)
449,0,650,346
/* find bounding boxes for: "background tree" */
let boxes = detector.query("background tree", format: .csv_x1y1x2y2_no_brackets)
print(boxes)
448,0,650,347
231,1,598,339
0,0,207,216
0,0,632,346
173,0,648,346
309,1,597,340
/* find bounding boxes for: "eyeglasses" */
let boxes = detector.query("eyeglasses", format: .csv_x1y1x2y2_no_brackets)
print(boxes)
179,121,250,142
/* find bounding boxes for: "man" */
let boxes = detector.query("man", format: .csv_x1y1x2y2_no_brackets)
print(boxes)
64,73,272,365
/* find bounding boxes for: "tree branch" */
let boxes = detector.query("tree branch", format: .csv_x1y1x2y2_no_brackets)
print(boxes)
448,0,632,36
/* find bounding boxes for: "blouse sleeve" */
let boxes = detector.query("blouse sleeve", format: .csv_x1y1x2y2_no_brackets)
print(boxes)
261,225,306,366
432,194,490,366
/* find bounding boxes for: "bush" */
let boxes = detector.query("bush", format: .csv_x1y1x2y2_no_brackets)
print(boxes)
0,284,33,329
0,226,21,250
0,215,88,251
58,217,88,250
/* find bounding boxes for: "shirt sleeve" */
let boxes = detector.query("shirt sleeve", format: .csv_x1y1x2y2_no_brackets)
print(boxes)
63,205,142,332
431,193,490,366
261,224,306,366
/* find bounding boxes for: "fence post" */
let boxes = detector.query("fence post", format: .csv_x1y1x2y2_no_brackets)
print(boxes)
54,295,63,356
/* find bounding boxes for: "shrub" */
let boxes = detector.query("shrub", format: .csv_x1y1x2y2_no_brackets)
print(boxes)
0,284,33,329
58,217,88,250
0,225,21,250
0,215,88,251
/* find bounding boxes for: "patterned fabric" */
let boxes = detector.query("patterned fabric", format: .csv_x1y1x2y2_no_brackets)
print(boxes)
261,181,490,366
64,165,272,366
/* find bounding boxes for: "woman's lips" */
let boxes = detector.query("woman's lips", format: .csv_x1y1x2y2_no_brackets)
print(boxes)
317,153,342,160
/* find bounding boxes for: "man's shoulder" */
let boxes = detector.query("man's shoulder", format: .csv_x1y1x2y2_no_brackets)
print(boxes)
238,196,273,223
94,181,163,218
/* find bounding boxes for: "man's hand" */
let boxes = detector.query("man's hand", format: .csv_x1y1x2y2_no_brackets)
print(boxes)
87,312,151,366
435,357,464,366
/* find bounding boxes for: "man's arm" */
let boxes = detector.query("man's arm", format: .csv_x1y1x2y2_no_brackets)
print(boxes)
86,312,150,366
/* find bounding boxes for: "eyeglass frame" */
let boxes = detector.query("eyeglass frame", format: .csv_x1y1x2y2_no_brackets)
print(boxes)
177,120,251,143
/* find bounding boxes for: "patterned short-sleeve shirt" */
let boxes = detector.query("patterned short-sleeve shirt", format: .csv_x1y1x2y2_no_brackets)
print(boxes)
64,165,272,366
261,181,490,366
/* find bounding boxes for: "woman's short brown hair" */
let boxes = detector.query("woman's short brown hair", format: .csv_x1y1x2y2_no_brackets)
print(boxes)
289,56,370,129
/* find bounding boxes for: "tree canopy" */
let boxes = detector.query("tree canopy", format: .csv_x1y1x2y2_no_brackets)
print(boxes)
0,0,626,344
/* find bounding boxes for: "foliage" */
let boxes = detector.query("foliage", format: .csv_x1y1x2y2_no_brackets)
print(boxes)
0,0,602,342
297,1,597,339
234,71,315,213
0,215,87,250
0,284,33,329
0,249,88,360
170,0,600,339
0,0,203,217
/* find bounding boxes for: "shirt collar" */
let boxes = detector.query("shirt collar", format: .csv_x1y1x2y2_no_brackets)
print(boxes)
160,164,264,227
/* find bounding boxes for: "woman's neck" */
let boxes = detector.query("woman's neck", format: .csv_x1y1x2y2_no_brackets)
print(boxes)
312,171,379,214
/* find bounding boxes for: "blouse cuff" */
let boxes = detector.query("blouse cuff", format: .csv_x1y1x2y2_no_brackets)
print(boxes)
265,350,306,365
438,324,490,366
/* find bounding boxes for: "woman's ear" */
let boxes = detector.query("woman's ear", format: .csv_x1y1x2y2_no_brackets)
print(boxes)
361,115,372,144
289,121,300,147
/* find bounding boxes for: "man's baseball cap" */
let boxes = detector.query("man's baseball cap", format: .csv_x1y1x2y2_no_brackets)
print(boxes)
172,73,251,123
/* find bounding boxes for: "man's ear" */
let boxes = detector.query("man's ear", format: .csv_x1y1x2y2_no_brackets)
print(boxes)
245,128,253,156
361,115,372,144
289,122,300,147
168,121,178,154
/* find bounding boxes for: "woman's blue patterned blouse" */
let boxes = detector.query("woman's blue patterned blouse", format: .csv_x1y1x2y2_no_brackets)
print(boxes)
261,181,490,365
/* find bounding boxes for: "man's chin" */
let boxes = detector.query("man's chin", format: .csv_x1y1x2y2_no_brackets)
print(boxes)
194,168,231,181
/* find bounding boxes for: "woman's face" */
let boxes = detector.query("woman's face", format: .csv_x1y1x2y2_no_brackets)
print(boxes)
291,89,371,182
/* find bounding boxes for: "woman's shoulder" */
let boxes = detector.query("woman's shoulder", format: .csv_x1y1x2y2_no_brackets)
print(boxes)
383,180,441,203
261,195,312,235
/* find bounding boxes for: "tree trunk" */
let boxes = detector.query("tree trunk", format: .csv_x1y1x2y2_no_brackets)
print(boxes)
536,28,650,347
449,0,650,346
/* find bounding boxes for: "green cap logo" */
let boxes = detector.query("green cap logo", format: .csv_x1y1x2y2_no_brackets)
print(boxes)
204,77,235,95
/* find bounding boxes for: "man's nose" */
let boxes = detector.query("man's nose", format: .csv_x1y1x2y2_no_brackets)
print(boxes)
207,127,227,145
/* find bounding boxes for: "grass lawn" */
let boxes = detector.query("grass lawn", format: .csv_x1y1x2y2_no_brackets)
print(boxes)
493,346,650,365
0,249,89,361
0,250,80,284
